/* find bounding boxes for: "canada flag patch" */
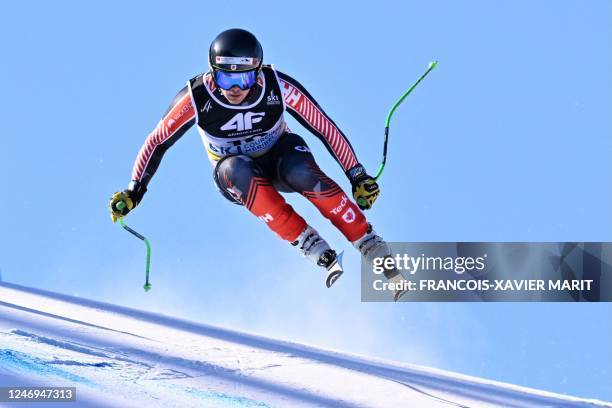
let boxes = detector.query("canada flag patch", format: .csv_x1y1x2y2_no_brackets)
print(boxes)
342,208,356,223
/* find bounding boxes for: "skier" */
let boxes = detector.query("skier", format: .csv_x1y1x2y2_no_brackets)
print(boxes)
109,28,404,298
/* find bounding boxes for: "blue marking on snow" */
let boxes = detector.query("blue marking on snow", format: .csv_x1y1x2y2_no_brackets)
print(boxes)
48,359,114,368
10,329,110,358
162,383,271,408
0,349,94,386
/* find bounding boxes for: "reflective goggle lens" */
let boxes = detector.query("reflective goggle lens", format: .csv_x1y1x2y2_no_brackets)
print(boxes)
214,70,257,90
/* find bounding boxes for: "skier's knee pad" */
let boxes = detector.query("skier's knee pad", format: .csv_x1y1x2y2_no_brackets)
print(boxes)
213,155,264,205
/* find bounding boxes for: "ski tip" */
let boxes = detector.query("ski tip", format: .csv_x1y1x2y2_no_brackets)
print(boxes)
428,60,438,70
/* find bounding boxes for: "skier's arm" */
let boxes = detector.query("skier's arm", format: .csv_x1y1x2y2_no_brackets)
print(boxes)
277,71,381,210
276,70,360,176
128,85,196,202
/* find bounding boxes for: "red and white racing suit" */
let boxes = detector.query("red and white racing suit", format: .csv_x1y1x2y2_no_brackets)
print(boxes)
128,65,369,243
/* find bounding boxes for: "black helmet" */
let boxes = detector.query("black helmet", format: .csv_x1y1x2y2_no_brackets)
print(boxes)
209,28,263,73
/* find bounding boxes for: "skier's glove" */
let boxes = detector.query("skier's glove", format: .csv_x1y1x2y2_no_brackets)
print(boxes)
109,181,147,222
109,190,136,222
347,164,380,210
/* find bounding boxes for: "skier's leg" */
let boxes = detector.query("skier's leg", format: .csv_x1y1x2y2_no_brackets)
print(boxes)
275,133,368,242
275,133,406,297
215,154,339,282
214,155,306,242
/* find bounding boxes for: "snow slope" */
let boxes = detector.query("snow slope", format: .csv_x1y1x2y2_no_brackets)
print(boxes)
0,282,609,408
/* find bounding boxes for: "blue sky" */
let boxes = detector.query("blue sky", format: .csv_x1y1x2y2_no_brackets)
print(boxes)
1,0,611,401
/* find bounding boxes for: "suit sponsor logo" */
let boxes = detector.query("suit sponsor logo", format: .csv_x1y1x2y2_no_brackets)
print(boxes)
221,112,266,132
204,117,285,158
330,195,348,215
167,101,192,129
200,100,212,113
267,90,281,105
281,83,301,106
207,132,279,157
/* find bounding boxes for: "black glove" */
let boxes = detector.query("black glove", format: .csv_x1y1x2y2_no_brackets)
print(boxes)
347,164,380,210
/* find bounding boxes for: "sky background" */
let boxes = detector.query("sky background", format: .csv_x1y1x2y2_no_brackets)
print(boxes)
1,0,611,401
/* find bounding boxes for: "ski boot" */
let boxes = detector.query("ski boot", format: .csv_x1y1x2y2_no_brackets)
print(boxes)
292,225,345,288
352,224,407,301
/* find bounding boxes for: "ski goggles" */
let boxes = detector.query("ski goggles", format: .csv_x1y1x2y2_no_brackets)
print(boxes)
213,69,257,90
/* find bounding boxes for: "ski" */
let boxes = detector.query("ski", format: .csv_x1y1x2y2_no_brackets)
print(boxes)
325,251,344,288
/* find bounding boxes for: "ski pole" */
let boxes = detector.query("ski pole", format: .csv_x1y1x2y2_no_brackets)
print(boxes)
116,201,152,292
373,60,438,181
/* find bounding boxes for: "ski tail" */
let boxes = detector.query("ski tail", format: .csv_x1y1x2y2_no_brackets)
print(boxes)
325,251,344,288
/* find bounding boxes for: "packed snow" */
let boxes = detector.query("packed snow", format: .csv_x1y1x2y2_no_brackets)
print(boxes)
0,282,609,408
